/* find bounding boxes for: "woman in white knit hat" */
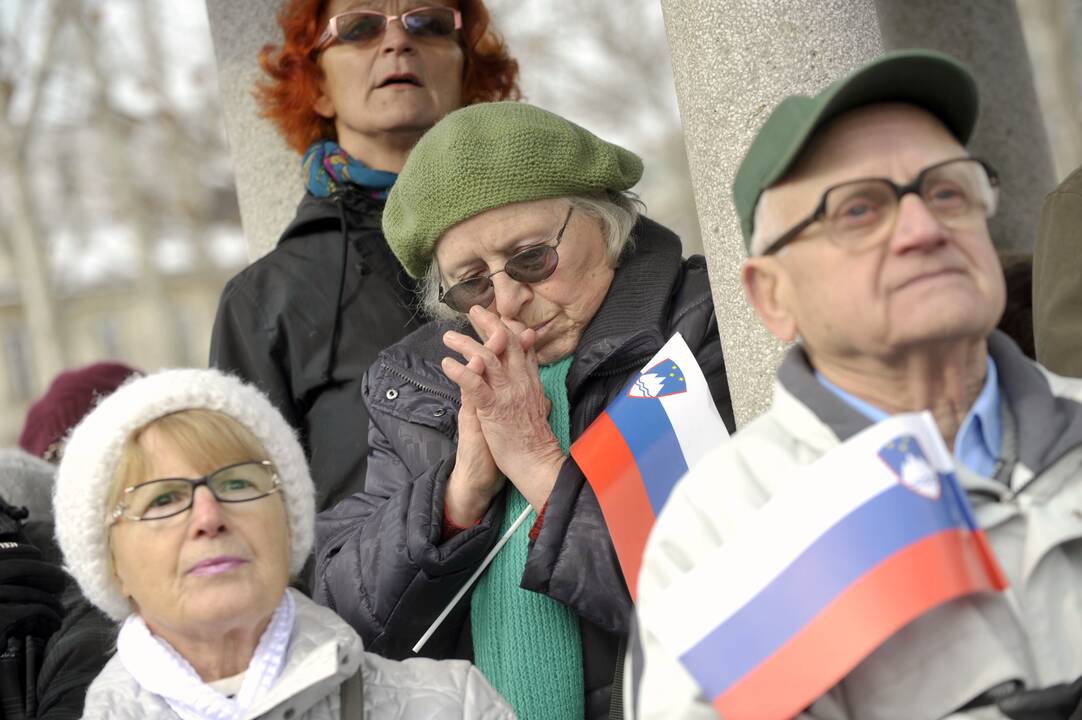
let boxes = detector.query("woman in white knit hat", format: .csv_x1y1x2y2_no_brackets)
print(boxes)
53,368,513,719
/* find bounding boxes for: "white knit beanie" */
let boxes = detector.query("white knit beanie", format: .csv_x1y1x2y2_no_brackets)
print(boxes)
53,368,315,621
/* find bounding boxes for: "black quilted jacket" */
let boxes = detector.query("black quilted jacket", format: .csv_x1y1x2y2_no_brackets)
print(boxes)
314,217,735,719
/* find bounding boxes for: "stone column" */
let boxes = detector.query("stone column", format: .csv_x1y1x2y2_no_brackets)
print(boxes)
205,0,300,260
659,0,885,426
661,0,1055,426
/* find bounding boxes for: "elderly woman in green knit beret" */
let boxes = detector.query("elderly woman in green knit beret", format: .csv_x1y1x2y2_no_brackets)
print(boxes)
314,102,735,720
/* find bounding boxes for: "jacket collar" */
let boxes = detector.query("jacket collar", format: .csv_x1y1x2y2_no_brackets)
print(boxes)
278,189,384,247
566,216,683,396
776,331,1082,475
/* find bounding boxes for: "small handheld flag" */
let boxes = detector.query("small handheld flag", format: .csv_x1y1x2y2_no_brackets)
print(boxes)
571,333,729,598
638,412,1008,720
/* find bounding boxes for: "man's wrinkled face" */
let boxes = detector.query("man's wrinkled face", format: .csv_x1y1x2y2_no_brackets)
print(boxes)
743,103,1006,365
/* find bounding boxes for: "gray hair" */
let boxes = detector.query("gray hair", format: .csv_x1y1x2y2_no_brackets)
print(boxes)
418,192,643,321
748,189,782,256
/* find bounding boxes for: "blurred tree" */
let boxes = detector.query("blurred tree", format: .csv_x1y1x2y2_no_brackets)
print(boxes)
0,0,243,440
0,1,66,391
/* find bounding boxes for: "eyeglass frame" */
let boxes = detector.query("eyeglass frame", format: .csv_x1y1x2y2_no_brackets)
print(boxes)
438,205,575,313
758,157,1000,257
108,460,281,525
315,6,463,51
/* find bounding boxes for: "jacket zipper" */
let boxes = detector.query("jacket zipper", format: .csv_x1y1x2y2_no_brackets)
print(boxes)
381,363,461,405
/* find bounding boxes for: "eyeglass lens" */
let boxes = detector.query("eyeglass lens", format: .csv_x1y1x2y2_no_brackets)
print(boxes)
123,462,276,521
337,7,458,43
822,159,996,250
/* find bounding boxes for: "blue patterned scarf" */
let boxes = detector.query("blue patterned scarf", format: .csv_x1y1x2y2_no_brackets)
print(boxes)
302,140,398,199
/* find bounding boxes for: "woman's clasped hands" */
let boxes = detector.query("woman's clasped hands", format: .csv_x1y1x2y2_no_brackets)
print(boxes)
441,305,565,526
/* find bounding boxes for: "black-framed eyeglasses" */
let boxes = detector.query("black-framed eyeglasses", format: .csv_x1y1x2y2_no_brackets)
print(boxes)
438,206,574,313
759,157,1000,256
109,460,281,524
316,6,462,50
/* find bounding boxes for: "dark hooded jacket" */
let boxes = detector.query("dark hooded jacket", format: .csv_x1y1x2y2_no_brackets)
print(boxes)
314,217,736,719
210,187,421,512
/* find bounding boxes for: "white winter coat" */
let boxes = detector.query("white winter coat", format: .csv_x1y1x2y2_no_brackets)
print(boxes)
81,591,515,719
630,332,1082,720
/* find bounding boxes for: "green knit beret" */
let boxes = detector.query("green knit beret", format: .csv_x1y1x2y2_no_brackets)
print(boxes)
383,102,644,278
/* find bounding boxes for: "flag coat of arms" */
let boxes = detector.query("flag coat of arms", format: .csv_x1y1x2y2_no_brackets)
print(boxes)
571,333,729,598
637,412,1009,720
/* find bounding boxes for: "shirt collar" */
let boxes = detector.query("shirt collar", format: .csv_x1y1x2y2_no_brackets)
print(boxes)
956,356,1002,466
814,357,1002,474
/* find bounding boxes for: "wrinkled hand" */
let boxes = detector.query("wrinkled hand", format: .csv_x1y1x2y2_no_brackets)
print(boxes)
444,354,502,527
441,306,564,511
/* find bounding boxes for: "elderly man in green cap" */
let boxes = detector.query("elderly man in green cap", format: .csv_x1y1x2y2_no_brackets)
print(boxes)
630,50,1082,719
315,101,735,720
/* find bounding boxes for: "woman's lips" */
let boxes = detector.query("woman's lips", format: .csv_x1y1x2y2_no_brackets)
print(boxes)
188,556,247,577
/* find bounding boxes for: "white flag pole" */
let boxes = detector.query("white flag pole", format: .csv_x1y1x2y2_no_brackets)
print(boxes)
412,504,533,653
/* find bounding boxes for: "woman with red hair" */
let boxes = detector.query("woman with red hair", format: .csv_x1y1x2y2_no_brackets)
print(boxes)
210,0,519,514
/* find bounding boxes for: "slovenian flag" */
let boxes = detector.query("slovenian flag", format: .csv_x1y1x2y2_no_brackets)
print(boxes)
571,333,729,598
637,412,1009,720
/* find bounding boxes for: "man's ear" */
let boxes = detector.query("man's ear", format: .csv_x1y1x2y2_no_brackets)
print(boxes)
741,257,798,344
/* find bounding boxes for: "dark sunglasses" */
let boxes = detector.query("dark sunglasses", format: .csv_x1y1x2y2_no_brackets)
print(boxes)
316,6,462,49
439,206,574,313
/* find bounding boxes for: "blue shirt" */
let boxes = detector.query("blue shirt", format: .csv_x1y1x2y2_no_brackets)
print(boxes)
815,358,1002,478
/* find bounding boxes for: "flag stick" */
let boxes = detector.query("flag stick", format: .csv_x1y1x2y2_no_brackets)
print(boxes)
412,505,533,653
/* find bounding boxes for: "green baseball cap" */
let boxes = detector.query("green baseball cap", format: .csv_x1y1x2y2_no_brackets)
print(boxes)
733,49,980,251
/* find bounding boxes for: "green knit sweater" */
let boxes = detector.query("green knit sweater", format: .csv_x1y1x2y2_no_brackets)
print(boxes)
470,355,584,719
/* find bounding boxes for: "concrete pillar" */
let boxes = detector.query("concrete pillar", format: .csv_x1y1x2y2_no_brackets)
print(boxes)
661,0,1056,426
205,0,300,260
659,0,885,426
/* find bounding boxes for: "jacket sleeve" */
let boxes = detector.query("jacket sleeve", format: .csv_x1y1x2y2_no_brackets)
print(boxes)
209,279,301,430
1033,173,1082,377
313,389,505,660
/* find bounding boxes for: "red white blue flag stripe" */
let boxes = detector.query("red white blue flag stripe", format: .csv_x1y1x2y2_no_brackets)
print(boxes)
571,333,729,598
638,412,1008,720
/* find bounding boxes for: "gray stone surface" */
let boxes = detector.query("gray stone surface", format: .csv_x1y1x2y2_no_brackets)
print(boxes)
661,0,1055,427
205,0,301,261
659,0,884,427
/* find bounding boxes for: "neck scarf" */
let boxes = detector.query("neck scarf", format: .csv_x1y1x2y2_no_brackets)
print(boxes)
116,589,295,720
470,355,585,720
302,140,398,200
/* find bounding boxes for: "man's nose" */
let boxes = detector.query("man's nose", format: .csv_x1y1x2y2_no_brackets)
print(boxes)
889,193,949,254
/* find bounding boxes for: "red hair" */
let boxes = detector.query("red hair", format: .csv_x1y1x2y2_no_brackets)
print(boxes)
255,0,521,154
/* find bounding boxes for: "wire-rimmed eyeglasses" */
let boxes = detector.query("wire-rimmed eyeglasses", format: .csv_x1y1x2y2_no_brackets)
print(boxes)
108,460,281,525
